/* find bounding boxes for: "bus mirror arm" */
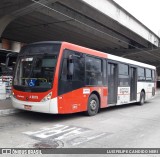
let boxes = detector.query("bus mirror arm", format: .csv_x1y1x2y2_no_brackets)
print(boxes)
0,63,13,76
1,63,13,71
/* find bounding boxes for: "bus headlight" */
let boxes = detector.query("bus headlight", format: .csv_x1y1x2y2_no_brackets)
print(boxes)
12,92,16,98
41,92,52,102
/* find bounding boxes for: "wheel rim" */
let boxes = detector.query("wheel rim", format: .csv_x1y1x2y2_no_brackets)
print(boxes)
90,99,97,111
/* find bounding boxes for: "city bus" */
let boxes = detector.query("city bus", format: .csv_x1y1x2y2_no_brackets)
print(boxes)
11,41,156,116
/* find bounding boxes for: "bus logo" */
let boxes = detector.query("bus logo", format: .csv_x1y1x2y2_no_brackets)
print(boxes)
83,88,90,94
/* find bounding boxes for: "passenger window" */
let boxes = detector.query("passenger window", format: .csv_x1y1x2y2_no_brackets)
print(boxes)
59,49,85,96
146,69,152,81
73,57,85,81
60,50,85,81
118,64,129,87
152,70,156,81
119,64,129,75
138,68,145,81
86,56,102,86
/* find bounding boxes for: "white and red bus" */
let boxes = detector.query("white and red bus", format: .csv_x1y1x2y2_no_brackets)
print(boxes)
12,42,156,116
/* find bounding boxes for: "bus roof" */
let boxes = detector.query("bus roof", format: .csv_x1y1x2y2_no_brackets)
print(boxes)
62,42,156,70
108,54,156,70
26,41,156,70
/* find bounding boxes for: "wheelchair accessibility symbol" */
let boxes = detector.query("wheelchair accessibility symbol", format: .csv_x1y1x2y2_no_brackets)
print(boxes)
27,79,36,87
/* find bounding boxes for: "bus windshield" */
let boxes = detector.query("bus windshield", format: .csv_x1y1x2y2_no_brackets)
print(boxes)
14,55,57,89
13,43,61,92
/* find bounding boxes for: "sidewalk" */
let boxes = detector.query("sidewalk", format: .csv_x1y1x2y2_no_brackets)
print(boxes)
0,98,20,116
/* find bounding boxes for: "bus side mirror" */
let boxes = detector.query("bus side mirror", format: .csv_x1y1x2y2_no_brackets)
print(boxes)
68,62,74,76
68,55,74,76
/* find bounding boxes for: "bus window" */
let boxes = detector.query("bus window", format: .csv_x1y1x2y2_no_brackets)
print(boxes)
118,64,129,87
146,69,152,81
59,50,85,95
86,56,102,86
152,70,156,81
60,51,85,81
14,55,57,88
138,67,145,81
73,57,85,81
119,64,129,75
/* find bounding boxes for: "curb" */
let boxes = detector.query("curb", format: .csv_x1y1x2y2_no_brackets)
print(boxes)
0,109,21,116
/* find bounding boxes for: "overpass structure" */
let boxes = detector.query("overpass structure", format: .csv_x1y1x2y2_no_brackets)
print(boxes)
0,0,160,72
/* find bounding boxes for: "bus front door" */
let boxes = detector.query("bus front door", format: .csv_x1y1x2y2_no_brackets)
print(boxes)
108,63,118,105
130,67,137,101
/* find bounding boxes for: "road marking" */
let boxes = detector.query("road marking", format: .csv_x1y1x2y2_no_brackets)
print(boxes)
23,124,90,139
69,133,107,146
23,124,108,147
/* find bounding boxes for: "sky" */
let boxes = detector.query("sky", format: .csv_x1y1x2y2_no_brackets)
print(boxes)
113,0,160,36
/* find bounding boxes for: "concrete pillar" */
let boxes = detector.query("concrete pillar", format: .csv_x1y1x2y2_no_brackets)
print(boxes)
11,41,21,52
2,39,11,50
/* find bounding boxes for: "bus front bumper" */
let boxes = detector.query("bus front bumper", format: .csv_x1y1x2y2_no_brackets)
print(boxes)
11,96,58,114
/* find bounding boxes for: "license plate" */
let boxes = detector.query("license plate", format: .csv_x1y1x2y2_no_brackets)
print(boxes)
24,105,32,110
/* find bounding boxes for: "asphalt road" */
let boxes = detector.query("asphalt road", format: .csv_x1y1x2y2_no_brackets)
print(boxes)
0,92,160,156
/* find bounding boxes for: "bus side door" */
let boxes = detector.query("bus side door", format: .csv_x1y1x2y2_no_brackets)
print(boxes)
108,63,118,105
130,67,137,101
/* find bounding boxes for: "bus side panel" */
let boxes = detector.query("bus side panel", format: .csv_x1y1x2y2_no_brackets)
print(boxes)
137,82,155,102
145,82,155,100
57,87,108,114
117,87,130,105
57,88,87,114
101,87,108,108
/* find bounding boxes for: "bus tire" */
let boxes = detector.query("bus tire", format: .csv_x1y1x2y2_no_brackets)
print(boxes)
86,94,99,116
138,91,145,105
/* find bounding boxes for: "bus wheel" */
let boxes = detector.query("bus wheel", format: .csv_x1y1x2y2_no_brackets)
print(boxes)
86,94,99,116
138,91,145,105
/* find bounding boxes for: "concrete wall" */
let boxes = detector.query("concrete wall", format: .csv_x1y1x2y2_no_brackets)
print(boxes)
82,0,159,47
